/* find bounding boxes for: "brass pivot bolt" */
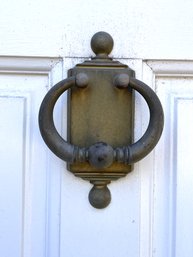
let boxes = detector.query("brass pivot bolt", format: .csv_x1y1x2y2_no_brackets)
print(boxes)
114,74,130,89
76,73,89,88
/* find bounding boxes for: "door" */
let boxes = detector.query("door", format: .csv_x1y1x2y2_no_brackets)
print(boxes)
1,1,193,257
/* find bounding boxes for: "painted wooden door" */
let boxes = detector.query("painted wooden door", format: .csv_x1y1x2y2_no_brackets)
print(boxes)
1,1,193,257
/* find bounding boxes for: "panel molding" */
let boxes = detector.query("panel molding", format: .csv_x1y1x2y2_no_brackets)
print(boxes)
140,60,193,257
147,60,193,77
0,56,62,74
0,56,63,257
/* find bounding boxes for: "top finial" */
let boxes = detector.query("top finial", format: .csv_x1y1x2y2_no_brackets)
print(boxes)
91,31,114,59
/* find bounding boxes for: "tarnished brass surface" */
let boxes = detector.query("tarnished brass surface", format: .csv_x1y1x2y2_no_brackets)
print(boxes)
68,67,134,176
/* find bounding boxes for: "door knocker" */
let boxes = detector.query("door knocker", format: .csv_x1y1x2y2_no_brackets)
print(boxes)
39,31,164,209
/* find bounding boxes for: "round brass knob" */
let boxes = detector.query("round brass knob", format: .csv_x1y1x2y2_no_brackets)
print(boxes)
89,182,111,209
88,142,114,169
91,31,114,59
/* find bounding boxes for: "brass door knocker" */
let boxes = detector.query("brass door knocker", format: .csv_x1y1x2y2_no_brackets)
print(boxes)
39,32,164,209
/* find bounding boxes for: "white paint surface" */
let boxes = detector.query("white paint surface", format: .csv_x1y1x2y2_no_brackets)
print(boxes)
0,96,25,257
0,0,193,59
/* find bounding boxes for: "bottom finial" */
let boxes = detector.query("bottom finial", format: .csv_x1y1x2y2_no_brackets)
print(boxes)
88,181,111,209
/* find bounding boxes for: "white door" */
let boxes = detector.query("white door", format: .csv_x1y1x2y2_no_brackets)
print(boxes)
1,1,193,257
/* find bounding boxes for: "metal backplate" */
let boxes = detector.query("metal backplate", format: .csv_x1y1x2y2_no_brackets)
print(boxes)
67,66,134,179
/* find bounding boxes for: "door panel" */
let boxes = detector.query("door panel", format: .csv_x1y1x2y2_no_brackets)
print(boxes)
142,61,193,257
0,57,62,257
2,57,193,257
0,95,26,257
1,0,193,250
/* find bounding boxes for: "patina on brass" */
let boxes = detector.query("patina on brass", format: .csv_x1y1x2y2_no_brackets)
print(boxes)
67,33,134,208
38,32,164,209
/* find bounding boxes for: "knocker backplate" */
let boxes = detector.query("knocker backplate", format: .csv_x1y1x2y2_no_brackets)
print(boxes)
67,66,134,179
